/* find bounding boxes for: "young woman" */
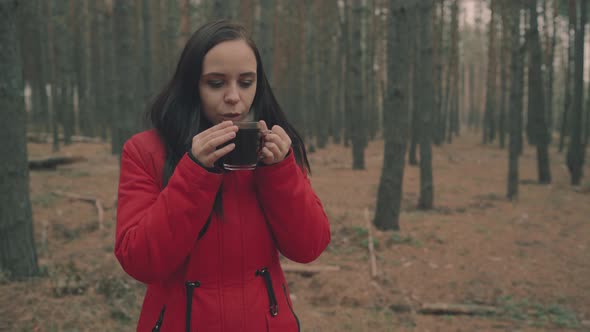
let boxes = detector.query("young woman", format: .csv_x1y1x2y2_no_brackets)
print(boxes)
115,20,330,331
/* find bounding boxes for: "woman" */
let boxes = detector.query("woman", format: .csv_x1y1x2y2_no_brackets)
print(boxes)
115,20,331,331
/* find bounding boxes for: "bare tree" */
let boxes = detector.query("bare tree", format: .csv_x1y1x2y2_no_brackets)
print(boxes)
526,0,551,184
0,0,39,279
417,0,435,210
567,0,587,185
374,0,412,230
507,1,525,199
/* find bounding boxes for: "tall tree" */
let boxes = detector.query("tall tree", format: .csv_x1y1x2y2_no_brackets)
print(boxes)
45,0,59,151
258,0,275,83
559,0,576,152
417,0,435,209
433,0,445,144
20,0,49,132
507,1,525,199
0,0,39,279
483,0,498,144
112,0,140,155
210,0,233,19
409,6,420,166
447,0,460,142
527,0,551,183
498,0,511,149
543,0,558,133
351,0,367,170
374,0,411,231
567,0,586,185
53,0,75,145
238,0,254,33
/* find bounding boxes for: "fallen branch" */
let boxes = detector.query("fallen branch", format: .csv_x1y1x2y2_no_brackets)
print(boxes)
419,303,499,316
29,156,86,170
51,191,104,230
28,133,104,144
365,208,377,278
282,264,340,275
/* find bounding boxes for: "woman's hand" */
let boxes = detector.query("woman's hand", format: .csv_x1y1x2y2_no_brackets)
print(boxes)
259,120,292,165
191,121,238,168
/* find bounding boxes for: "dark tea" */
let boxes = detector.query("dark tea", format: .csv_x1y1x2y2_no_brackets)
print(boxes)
223,122,261,170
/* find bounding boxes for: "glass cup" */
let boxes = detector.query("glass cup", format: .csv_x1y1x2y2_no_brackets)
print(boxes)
222,121,266,171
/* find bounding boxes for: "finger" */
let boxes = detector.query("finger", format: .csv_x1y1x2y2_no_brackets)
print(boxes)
258,120,268,133
199,120,234,138
207,143,235,164
264,141,282,158
271,125,289,141
199,123,238,143
260,147,274,163
205,131,237,151
270,125,292,151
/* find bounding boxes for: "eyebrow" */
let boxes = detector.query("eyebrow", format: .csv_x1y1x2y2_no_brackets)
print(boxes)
202,72,257,77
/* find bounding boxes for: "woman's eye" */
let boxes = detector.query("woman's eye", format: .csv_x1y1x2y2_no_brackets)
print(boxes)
207,80,224,88
239,80,254,88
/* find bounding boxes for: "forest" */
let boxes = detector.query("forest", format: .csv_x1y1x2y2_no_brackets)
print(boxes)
1,0,589,331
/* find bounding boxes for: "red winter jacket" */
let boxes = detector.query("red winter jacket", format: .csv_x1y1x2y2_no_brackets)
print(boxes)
115,129,331,331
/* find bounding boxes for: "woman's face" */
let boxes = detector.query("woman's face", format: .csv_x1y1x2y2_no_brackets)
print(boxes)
199,39,258,124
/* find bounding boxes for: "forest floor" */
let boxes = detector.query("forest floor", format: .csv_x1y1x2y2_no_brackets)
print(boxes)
1,132,590,332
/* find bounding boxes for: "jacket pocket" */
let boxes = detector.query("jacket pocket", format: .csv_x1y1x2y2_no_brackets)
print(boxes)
151,305,166,332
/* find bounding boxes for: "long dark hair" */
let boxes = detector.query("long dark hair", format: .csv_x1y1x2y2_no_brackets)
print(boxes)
148,20,310,223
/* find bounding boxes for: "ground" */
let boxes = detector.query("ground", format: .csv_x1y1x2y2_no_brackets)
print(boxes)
1,133,589,332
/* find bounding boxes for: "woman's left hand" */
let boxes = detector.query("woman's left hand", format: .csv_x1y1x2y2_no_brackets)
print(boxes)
259,120,291,165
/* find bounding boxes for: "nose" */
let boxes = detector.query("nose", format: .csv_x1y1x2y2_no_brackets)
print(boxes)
224,83,240,105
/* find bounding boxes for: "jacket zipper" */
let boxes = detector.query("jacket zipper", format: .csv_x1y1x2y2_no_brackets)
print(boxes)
255,267,279,317
282,284,301,331
151,305,166,332
185,281,200,332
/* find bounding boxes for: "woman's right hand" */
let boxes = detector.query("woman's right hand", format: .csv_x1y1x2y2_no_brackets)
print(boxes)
191,121,238,168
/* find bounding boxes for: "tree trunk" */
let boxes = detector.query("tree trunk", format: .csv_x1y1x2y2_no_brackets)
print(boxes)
210,0,233,20
0,0,39,279
433,0,444,145
526,0,551,184
239,0,254,33
258,0,275,83
567,0,586,185
351,0,366,170
499,0,511,149
560,1,576,153
483,0,497,144
45,0,59,152
374,0,411,231
20,0,49,133
417,0,435,210
507,2,524,200
409,7,420,166
112,0,139,155
140,0,152,111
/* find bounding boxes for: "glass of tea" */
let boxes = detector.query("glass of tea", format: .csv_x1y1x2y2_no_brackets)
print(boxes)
222,121,266,171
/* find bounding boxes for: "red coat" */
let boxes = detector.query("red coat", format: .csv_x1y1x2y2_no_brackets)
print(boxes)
115,129,331,331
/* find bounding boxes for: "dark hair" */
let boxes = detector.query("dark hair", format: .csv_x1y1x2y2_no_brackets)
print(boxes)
148,20,310,228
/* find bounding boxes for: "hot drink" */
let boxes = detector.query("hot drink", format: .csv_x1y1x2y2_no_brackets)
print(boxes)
223,122,261,170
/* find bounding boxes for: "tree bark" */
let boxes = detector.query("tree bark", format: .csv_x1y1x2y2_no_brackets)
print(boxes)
567,0,586,185
526,0,551,184
483,0,497,144
559,0,576,153
0,0,39,279
351,0,366,170
112,0,140,155
507,2,525,200
417,0,435,210
374,0,411,231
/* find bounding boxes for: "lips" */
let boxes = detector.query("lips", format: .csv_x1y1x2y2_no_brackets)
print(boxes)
221,113,242,120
